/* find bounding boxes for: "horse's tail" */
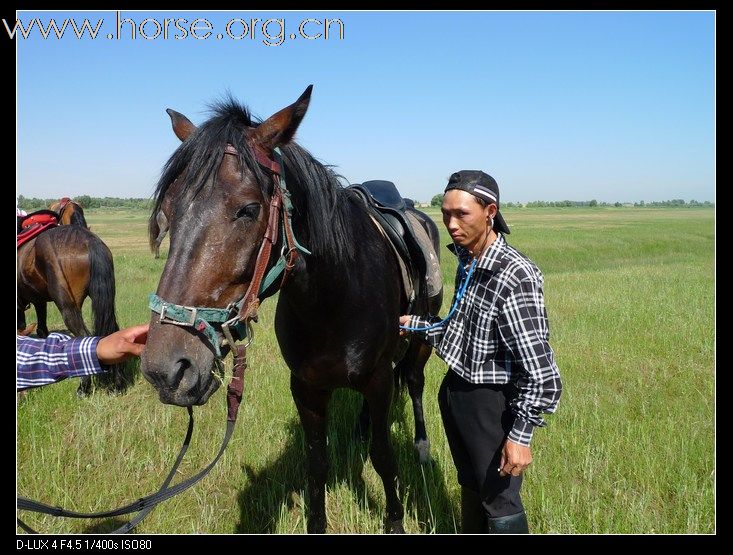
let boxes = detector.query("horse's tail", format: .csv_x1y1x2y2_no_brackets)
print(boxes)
88,235,119,337
87,234,133,393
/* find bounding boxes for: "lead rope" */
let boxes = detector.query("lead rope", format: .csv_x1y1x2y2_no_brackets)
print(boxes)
17,345,248,534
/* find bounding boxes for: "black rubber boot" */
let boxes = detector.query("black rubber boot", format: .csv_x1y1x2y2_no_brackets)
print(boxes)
460,487,487,533
486,511,529,534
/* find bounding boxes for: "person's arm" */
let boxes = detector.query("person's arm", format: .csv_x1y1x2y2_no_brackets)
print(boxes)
399,265,462,347
497,277,562,447
17,333,103,391
16,324,149,391
399,314,447,347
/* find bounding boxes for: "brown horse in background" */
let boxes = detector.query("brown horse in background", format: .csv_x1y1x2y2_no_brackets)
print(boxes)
49,197,88,227
148,145,187,259
149,209,169,259
17,225,128,396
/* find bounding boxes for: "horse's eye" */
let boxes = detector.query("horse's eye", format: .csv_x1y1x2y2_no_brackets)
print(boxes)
235,203,261,221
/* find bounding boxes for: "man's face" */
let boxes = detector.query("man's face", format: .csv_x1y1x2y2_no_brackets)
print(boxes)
441,189,495,253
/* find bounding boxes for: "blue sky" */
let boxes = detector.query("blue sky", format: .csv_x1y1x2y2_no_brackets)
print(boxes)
15,10,715,203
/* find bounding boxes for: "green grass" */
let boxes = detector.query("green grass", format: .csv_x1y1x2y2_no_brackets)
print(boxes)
17,206,714,534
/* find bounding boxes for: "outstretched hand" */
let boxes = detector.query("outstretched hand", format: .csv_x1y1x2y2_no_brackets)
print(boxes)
399,315,411,337
96,324,150,365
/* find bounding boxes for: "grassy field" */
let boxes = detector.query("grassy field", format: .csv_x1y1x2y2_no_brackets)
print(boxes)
16,206,715,534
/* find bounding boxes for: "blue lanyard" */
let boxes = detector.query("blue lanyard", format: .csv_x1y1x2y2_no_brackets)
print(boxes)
399,257,477,332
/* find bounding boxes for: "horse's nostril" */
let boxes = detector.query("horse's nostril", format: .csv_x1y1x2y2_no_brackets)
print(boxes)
169,357,191,389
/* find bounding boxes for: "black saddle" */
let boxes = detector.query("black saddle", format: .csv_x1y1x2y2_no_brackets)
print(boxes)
349,181,429,315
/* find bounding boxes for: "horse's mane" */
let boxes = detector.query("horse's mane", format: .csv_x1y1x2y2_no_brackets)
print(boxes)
150,97,354,265
69,205,88,227
278,143,354,265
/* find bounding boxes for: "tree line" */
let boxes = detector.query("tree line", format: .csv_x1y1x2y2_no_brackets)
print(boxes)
429,194,713,208
17,195,154,211
17,194,714,212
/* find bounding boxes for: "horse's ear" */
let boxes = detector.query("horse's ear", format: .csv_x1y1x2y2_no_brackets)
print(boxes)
166,108,197,142
250,85,313,151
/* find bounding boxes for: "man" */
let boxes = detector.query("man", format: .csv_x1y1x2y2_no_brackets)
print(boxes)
399,170,562,534
17,324,149,391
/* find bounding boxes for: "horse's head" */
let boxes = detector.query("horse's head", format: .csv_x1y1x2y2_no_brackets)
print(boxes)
51,198,88,227
141,86,312,406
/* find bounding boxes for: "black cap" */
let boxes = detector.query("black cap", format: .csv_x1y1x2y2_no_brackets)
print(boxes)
444,170,510,234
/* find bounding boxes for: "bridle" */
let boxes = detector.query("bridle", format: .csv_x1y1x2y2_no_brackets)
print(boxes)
148,143,310,358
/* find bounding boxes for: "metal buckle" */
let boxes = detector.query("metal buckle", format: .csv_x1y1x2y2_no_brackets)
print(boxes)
159,303,198,327
221,317,254,350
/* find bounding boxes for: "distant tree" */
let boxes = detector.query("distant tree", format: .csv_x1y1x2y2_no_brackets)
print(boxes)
75,195,92,208
589,199,597,207
614,202,622,207
431,193,443,207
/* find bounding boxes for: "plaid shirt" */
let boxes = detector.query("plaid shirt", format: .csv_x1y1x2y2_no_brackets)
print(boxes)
17,333,104,391
408,234,562,446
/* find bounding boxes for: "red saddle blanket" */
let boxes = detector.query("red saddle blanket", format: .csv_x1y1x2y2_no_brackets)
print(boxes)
17,212,59,248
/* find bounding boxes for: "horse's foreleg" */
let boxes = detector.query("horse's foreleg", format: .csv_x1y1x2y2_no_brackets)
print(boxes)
53,298,93,397
34,302,48,338
291,375,332,534
366,364,405,533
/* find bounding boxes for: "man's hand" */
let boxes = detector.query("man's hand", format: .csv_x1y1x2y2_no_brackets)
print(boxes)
399,315,411,337
96,324,150,365
499,439,533,477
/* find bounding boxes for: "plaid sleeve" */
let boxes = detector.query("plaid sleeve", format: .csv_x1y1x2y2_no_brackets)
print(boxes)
405,266,462,347
17,334,104,391
406,315,446,347
497,278,562,446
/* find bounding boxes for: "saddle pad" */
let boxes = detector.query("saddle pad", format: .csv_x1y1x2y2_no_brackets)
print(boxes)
17,213,58,248
405,211,443,298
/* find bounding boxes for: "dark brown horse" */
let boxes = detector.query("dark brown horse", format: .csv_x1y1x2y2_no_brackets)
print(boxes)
140,87,442,533
49,197,88,227
17,225,127,395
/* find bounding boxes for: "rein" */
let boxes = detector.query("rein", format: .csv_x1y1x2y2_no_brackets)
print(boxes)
148,144,310,358
17,345,248,534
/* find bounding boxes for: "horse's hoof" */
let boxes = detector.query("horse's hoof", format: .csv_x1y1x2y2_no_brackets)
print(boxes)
76,383,92,398
415,439,431,465
306,521,327,534
386,519,406,534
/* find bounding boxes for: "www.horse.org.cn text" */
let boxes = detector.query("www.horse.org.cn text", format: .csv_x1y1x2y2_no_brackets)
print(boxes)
4,11,345,46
